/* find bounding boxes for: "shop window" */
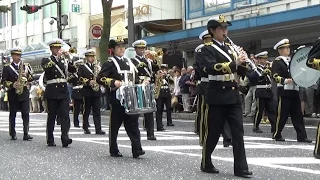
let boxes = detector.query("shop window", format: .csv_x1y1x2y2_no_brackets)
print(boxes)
0,13,7,28
189,0,202,12
204,0,231,14
11,2,17,26
43,0,51,18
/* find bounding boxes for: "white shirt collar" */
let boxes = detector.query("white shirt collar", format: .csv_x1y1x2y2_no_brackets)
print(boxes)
13,61,21,66
137,55,144,59
116,56,124,60
213,38,224,46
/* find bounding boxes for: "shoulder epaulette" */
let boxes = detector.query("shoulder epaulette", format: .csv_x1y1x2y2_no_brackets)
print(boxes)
204,42,213,46
225,43,231,46
275,57,281,61
4,64,9,66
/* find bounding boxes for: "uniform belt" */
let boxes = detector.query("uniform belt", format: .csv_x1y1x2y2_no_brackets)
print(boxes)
208,74,235,81
277,83,298,91
73,85,83,89
139,76,151,81
201,77,209,82
46,78,67,84
256,84,271,88
161,86,169,89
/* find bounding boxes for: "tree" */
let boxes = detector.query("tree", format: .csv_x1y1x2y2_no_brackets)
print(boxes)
99,0,113,64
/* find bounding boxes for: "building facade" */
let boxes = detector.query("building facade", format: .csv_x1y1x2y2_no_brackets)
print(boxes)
0,0,91,53
144,0,320,65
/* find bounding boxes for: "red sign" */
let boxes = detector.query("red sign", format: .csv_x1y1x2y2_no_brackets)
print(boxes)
91,25,103,38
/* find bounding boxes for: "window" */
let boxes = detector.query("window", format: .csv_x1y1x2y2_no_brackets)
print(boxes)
34,0,40,20
189,0,202,11
204,0,231,13
26,0,33,22
11,2,17,26
17,0,23,24
26,0,40,22
61,0,69,14
43,0,51,18
0,11,7,28
51,2,57,17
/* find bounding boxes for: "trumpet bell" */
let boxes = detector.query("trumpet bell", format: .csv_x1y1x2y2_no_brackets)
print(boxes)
124,47,137,59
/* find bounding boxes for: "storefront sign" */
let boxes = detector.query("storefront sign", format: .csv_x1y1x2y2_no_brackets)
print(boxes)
124,5,151,18
89,39,100,47
90,24,103,38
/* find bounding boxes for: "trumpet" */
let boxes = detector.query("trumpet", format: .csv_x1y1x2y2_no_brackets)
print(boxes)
224,35,262,76
60,47,77,61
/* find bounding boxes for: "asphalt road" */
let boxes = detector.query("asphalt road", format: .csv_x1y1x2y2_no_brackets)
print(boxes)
0,112,319,180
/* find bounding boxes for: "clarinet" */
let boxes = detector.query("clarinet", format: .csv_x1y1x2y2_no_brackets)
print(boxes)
224,35,262,76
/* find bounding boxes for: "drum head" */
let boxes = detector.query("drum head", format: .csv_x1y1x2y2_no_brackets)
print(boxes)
290,46,320,88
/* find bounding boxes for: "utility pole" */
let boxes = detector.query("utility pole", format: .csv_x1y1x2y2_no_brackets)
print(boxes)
57,0,62,39
127,0,134,46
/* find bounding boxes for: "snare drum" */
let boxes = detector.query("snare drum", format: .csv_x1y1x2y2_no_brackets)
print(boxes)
118,84,157,115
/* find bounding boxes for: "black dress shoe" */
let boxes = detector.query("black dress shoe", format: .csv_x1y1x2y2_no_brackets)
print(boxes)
200,166,219,174
297,138,312,143
62,138,72,147
96,130,106,135
157,127,165,131
57,122,61,125
11,135,17,140
223,141,232,147
74,125,80,128
133,150,145,158
234,170,253,178
47,142,56,147
147,135,157,140
275,137,285,141
167,123,174,126
23,134,33,141
110,152,123,157
84,129,91,134
314,153,320,159
253,128,263,133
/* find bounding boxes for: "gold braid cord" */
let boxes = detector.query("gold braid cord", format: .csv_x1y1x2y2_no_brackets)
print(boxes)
44,60,55,69
273,73,282,84
100,77,113,87
213,62,232,74
4,81,13,88
79,77,89,85
263,68,271,75
138,62,147,68
308,58,320,70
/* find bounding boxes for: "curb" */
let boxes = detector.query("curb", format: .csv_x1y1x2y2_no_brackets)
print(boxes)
101,111,320,126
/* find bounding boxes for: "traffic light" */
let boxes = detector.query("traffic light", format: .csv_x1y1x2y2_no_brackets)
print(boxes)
0,5,11,13
20,5,40,14
61,14,68,26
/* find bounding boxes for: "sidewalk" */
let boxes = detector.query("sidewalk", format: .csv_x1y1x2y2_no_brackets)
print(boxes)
101,111,320,126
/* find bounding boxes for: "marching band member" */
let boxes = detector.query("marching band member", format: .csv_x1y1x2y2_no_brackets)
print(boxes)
193,30,232,147
131,39,158,140
1,47,33,140
305,37,320,159
96,37,145,158
248,51,276,133
155,65,174,131
194,30,211,138
41,39,76,147
271,39,311,143
67,59,84,128
78,50,105,135
200,15,252,178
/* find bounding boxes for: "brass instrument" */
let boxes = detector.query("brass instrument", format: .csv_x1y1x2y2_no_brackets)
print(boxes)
154,70,163,99
91,64,101,91
16,61,28,95
145,50,161,68
224,35,262,76
61,47,77,60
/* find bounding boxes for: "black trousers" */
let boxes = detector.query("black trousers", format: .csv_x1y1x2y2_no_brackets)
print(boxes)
222,121,232,144
202,104,248,173
143,112,155,137
9,99,30,136
73,99,83,126
254,97,276,132
46,98,70,143
83,96,102,131
315,123,320,156
273,96,308,140
156,97,172,129
109,103,142,154
195,95,203,133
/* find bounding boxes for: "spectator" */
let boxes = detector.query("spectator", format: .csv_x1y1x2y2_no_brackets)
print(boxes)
173,69,183,112
179,67,193,112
